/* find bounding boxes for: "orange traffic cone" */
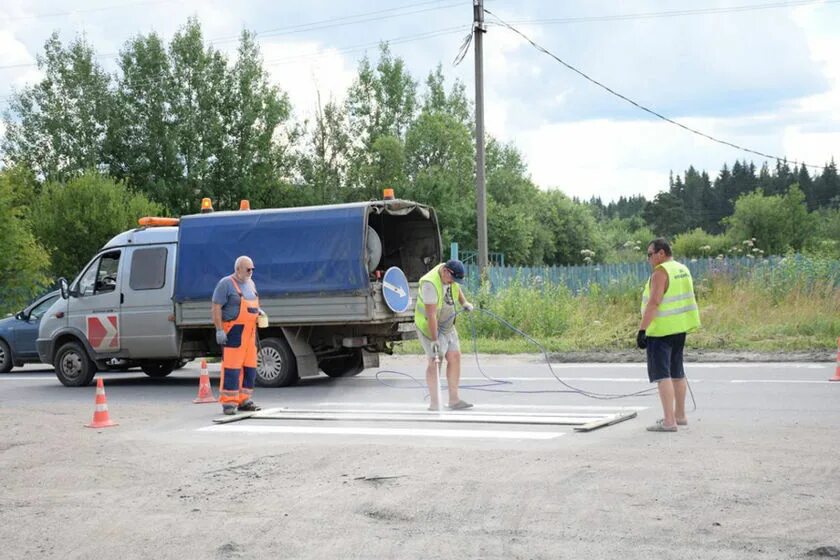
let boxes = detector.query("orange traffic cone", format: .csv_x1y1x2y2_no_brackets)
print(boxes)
86,378,118,428
193,359,218,403
830,338,840,382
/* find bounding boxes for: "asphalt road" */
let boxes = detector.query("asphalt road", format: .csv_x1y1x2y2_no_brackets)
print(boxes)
3,357,837,441
1,356,838,559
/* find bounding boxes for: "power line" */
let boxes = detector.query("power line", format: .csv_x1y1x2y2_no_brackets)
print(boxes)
484,8,829,171
498,0,840,26
210,0,462,44
3,0,177,22
0,0,463,72
0,26,468,104
258,26,466,66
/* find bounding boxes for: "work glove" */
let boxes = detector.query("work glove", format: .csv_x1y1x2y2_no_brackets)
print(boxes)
636,329,647,350
215,329,227,346
462,301,474,312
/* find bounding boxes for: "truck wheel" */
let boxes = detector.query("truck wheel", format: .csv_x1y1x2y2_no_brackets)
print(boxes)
319,349,364,378
141,360,177,378
257,337,298,387
0,339,13,373
55,341,96,387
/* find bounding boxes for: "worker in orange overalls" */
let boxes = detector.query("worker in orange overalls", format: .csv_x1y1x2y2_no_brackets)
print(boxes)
212,255,262,415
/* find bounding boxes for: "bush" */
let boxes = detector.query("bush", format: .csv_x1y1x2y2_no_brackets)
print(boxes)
672,228,730,258
31,171,162,279
0,169,51,314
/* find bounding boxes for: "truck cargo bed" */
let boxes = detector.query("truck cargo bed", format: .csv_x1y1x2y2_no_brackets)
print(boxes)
175,282,417,327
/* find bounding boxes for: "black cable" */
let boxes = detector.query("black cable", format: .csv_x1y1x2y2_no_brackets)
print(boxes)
0,2,465,72
375,306,698,413
5,0,175,22
484,7,828,171
0,26,468,104
500,0,840,27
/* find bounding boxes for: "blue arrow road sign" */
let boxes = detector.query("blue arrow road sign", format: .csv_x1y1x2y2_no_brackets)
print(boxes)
382,266,410,313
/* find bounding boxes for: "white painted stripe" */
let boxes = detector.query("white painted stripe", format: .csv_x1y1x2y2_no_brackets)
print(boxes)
275,407,608,418
249,410,605,424
459,376,655,382
315,401,648,411
368,376,656,382
198,425,563,440
730,380,836,384
536,363,830,369
95,404,109,411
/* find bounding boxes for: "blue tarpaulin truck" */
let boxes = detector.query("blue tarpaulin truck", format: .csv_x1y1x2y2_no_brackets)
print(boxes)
37,198,442,387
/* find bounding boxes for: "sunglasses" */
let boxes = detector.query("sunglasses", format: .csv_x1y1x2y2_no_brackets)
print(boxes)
246,267,255,272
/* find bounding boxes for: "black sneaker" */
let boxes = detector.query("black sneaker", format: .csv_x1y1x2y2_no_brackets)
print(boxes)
222,406,237,416
237,402,261,412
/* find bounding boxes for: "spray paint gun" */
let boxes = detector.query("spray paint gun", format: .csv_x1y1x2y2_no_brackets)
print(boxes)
431,340,443,411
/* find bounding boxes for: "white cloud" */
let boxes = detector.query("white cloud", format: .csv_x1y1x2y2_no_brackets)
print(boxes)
259,40,357,122
1,0,838,200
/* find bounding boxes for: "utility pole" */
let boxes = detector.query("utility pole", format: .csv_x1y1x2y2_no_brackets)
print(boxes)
473,0,488,276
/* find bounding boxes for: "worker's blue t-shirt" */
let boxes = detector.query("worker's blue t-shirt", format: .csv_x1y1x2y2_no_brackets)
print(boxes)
212,276,258,322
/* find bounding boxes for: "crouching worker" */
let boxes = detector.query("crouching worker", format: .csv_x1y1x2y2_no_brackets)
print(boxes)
212,255,262,415
414,259,475,411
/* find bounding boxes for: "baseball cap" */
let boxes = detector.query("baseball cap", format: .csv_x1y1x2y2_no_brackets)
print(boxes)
444,259,466,283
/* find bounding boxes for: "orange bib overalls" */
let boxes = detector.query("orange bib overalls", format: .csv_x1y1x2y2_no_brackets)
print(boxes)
220,277,260,408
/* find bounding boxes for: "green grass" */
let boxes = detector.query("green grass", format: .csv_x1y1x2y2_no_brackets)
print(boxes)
394,272,840,354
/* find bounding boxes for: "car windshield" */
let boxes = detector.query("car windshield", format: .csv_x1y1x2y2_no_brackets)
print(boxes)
28,295,59,320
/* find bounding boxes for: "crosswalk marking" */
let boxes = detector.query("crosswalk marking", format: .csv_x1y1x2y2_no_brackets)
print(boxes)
219,408,612,425
730,379,836,384
315,402,648,412
198,424,564,440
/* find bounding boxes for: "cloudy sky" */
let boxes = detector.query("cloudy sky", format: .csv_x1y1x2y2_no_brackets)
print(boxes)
1,0,838,201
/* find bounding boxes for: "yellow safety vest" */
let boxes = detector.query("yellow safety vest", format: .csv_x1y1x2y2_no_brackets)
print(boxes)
641,260,701,337
414,264,461,339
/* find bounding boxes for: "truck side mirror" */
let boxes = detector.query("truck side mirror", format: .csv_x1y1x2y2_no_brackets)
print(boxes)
59,278,69,300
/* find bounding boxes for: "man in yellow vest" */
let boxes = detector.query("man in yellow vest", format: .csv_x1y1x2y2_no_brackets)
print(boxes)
414,259,474,411
637,238,701,432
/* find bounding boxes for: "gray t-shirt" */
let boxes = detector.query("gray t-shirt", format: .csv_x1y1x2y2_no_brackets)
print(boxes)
420,281,457,334
212,276,258,322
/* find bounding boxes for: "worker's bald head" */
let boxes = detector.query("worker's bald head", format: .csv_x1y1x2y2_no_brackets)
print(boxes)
234,256,254,279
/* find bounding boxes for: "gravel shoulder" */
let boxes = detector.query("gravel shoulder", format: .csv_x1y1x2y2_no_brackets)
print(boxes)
1,357,837,559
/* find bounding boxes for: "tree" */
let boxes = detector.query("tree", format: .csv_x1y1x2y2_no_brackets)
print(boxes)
422,65,470,126
107,20,295,215
222,31,295,209
356,134,406,201
486,199,536,265
0,169,51,314
813,160,840,209
643,191,685,238
780,185,813,251
346,44,417,146
2,33,112,182
299,96,350,205
107,31,180,203
344,45,417,196
724,185,811,255
404,109,474,249
30,172,162,279
536,190,605,265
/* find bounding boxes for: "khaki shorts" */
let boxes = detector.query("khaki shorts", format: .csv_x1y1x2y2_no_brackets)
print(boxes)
418,329,461,359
